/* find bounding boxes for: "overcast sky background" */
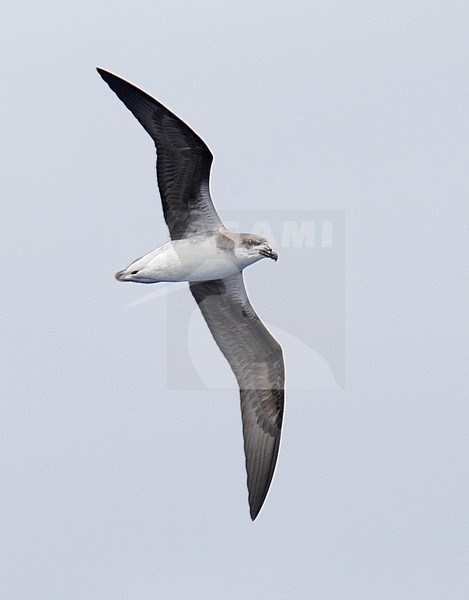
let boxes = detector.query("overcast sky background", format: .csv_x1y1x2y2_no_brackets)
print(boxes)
1,1,468,598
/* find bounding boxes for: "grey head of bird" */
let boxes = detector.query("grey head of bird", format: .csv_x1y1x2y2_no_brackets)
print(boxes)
234,233,278,265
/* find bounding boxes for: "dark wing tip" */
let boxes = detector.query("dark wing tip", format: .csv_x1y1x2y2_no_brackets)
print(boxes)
95,67,213,156
96,67,114,78
96,68,135,99
96,67,137,96
246,429,282,522
249,472,274,521
96,66,112,80
249,477,276,521
248,472,279,521
96,67,126,87
250,501,263,521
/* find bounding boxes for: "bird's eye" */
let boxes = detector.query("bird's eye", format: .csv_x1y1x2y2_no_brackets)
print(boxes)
131,270,139,275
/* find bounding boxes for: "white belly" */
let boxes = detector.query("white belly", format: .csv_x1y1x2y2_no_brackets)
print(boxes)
123,236,240,283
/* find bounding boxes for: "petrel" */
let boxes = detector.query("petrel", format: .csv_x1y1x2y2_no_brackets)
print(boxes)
97,68,284,520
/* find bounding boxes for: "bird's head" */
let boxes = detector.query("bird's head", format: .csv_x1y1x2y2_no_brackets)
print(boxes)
236,233,278,265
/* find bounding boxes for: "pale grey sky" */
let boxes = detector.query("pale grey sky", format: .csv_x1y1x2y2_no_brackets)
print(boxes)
1,1,468,598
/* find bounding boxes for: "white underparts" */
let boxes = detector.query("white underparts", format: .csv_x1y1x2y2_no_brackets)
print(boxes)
117,234,262,283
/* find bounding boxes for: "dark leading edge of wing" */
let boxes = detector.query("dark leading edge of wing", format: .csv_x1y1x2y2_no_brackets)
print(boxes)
190,273,284,520
97,68,224,240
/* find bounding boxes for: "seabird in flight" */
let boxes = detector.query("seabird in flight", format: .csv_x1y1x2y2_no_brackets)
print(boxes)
97,68,284,520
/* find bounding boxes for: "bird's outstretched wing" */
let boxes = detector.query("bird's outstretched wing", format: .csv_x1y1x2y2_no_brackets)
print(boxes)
97,68,224,240
190,273,284,520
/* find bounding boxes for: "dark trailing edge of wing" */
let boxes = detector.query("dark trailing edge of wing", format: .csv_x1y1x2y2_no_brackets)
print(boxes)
190,273,284,520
